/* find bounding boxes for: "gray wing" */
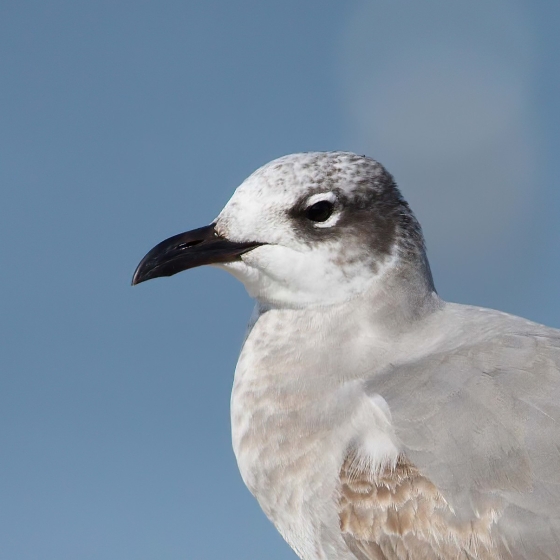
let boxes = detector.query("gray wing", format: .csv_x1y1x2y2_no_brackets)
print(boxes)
341,323,560,559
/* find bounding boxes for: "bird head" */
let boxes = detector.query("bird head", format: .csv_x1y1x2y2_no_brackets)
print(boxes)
133,152,431,309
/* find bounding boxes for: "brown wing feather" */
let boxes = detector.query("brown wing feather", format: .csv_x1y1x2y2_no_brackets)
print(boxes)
338,452,504,560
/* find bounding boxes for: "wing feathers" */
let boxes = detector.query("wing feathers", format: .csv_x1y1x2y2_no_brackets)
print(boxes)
340,326,560,559
339,453,502,559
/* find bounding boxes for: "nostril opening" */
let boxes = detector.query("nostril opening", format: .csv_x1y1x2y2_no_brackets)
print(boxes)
177,239,204,250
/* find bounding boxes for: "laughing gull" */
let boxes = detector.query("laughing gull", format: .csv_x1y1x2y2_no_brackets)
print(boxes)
133,152,560,560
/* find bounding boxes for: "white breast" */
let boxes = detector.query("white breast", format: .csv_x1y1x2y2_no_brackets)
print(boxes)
230,306,401,560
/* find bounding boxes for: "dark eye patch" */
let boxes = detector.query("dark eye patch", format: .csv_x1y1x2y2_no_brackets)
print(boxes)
305,200,334,222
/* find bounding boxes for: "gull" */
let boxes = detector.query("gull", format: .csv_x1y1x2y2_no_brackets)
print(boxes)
132,152,560,560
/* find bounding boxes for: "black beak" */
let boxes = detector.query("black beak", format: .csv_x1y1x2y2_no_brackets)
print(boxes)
132,224,261,286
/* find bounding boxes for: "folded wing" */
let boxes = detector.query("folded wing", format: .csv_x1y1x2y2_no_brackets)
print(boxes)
340,321,560,559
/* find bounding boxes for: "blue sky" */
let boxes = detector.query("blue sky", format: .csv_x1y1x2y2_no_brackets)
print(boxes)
1,1,559,559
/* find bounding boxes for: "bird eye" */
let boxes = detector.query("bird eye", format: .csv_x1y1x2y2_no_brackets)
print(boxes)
305,200,334,222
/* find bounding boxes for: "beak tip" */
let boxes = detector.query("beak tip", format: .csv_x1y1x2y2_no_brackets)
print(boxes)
131,264,144,286
131,266,151,286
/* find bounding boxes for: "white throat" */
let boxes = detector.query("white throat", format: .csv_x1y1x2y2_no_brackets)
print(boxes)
217,246,399,309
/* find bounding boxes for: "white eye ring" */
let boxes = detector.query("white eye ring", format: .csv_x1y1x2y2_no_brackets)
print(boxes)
305,192,341,228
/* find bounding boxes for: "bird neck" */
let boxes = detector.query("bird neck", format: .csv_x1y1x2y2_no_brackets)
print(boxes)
251,250,440,336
